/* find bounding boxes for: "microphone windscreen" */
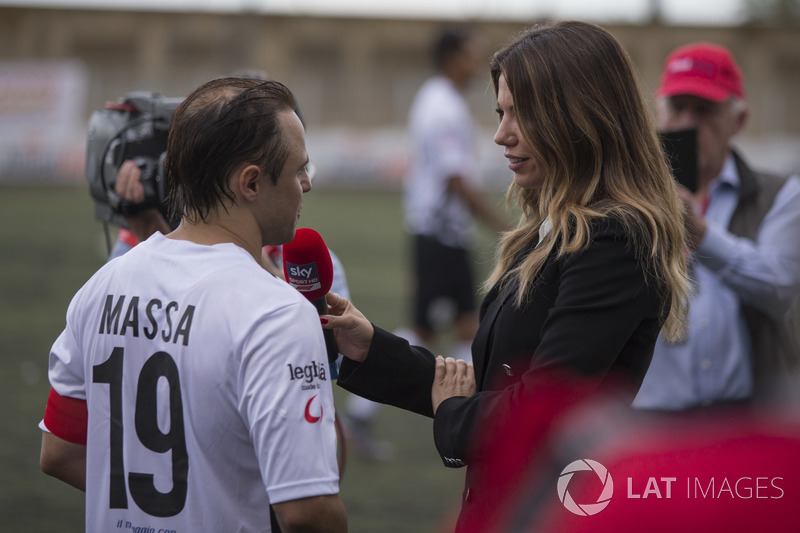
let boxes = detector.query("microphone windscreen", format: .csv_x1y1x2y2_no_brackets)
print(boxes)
282,228,334,302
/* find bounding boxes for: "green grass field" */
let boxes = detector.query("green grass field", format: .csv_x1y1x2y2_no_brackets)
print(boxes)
0,184,500,532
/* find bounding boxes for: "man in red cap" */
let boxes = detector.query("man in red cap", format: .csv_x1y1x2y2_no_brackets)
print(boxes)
634,42,800,412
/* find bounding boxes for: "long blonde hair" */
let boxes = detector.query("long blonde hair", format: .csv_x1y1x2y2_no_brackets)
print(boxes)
485,21,690,341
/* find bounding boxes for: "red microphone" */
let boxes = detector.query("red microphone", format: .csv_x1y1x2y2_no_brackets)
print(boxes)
283,228,338,365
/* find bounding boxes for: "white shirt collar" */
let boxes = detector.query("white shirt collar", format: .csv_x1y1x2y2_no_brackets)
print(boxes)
713,153,740,191
538,217,553,245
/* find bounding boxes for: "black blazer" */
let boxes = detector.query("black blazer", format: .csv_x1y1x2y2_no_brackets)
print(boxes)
337,217,667,511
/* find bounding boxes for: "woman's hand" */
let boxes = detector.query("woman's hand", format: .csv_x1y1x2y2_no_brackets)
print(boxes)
320,292,374,363
432,356,475,415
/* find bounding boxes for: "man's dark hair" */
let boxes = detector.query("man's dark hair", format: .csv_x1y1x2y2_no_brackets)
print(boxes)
164,77,297,222
433,28,472,71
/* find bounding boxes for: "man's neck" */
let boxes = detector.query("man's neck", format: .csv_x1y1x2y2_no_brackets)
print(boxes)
443,69,467,91
167,213,261,264
695,152,733,201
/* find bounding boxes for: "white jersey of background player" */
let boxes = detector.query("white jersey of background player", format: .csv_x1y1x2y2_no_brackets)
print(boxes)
40,78,347,532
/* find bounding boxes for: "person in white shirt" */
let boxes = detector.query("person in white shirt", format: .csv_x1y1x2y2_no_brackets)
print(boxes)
401,27,508,357
342,28,509,460
39,77,347,533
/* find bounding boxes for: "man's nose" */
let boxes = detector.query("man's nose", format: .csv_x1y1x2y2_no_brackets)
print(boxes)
672,108,699,130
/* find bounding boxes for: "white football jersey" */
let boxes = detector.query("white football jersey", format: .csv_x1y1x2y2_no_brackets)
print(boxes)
404,75,479,247
46,233,339,532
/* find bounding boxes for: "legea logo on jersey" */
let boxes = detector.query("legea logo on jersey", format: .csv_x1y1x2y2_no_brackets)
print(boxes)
285,261,322,294
288,361,327,390
558,459,614,516
304,394,323,424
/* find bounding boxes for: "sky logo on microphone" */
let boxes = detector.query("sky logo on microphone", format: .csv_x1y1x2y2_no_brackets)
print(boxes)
285,261,322,293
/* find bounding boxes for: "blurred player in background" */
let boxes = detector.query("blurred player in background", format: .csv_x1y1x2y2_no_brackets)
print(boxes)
400,26,509,357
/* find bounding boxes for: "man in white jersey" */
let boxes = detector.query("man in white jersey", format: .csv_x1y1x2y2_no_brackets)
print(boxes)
401,27,508,356
39,78,347,532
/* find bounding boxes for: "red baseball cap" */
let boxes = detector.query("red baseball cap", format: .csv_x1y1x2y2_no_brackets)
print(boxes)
656,42,744,102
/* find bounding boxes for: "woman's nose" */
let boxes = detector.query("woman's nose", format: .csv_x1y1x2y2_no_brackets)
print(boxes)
494,121,515,146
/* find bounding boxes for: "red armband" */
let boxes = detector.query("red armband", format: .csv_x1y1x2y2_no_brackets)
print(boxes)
118,228,140,248
43,388,88,445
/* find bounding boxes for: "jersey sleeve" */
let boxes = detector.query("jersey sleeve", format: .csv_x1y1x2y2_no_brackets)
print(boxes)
47,324,88,399
42,295,90,443
237,297,340,504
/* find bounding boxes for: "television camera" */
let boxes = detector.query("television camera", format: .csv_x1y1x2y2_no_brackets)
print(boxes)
85,92,183,230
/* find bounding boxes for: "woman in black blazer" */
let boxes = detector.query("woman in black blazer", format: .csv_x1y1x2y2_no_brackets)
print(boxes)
322,20,690,529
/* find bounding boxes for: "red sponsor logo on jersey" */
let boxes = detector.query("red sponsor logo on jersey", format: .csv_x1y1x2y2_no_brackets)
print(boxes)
304,394,323,424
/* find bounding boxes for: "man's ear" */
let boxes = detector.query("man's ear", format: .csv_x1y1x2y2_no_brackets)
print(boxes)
732,107,748,137
235,164,263,202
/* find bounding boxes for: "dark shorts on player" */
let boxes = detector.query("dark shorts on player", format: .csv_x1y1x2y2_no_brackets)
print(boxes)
412,233,476,330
